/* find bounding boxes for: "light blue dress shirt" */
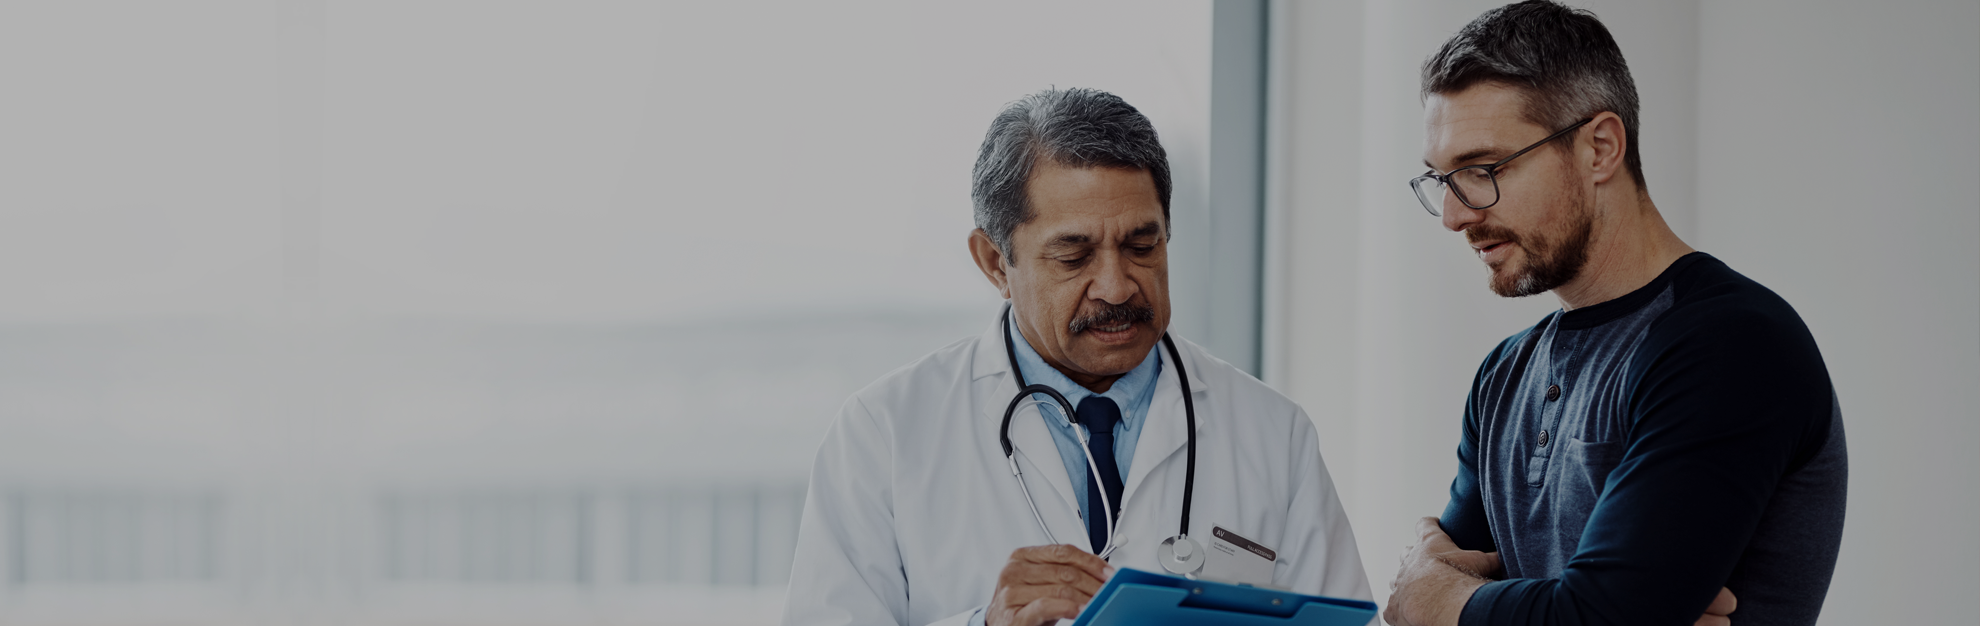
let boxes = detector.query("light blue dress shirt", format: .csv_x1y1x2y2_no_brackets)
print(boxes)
1005,311,1162,530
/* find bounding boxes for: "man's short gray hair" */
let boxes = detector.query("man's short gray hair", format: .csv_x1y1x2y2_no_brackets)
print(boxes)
971,88,1172,260
1422,0,1646,189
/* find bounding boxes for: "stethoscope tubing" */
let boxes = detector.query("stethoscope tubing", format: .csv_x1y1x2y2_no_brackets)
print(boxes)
996,303,1196,557
1165,329,1196,539
1000,382,1118,557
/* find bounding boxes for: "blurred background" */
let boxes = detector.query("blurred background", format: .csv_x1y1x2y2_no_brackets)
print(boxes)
0,1,1968,625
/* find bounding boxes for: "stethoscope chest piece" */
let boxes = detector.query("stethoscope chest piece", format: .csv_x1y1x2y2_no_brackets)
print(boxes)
1156,535,1206,576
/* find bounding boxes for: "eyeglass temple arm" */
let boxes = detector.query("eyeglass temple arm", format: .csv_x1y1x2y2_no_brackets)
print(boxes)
1488,117,1594,171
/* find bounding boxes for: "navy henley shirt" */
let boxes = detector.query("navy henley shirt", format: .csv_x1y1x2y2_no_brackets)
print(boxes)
1442,252,1848,626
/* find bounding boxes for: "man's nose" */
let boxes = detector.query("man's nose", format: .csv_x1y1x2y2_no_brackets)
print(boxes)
1087,252,1138,305
1441,190,1485,233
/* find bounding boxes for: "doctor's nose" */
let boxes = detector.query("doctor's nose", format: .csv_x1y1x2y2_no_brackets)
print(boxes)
1086,253,1138,305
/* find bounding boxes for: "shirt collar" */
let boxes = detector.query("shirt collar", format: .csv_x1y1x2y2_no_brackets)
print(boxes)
1006,310,1162,428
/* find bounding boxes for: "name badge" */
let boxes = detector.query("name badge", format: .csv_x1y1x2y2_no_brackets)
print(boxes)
1202,524,1277,587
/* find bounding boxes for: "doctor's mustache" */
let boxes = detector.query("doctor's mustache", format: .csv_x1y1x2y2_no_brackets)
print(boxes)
1067,302,1157,334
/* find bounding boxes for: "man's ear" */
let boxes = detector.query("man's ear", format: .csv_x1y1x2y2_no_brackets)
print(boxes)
968,229,1013,300
1583,112,1627,186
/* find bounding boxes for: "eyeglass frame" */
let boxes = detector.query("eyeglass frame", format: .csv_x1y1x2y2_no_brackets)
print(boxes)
1409,117,1594,217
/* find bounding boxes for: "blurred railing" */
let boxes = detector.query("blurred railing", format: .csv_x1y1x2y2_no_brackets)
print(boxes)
0,311,988,624
0,484,806,624
373,485,804,587
8,492,224,584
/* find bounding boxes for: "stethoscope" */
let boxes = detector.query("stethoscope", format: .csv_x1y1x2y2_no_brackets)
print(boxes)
996,304,1206,576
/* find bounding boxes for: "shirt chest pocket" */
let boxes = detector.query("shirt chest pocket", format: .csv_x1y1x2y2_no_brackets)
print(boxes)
1548,437,1622,537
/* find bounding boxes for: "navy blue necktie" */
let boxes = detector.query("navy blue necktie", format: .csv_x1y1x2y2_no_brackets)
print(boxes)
1076,396,1126,554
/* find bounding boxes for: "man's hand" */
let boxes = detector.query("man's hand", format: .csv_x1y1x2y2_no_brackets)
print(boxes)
1694,587,1736,626
1384,517,1499,626
984,544,1112,626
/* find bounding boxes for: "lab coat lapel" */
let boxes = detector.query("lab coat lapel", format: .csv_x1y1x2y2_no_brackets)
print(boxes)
1120,337,1209,514
973,315,1086,545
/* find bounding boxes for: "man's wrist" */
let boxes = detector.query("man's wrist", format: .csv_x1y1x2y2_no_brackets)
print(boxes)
1396,558,1489,626
1432,553,1494,582
1422,566,1489,626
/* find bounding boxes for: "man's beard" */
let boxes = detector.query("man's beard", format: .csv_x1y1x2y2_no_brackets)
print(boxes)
1469,200,1595,298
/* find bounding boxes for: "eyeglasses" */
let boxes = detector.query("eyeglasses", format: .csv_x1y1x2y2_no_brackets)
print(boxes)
1409,118,1593,217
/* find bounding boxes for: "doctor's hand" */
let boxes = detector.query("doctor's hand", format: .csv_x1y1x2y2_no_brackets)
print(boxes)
985,544,1113,626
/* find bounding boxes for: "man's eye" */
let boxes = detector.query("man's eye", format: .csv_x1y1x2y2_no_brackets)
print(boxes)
1057,256,1088,268
1129,245,1155,255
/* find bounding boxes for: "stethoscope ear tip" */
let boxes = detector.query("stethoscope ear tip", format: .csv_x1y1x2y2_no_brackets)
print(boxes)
1096,532,1127,560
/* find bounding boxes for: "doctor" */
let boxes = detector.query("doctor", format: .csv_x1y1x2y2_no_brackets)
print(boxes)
782,87,1370,626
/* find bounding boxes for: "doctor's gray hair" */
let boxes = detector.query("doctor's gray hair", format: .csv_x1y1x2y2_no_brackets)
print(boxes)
1422,0,1646,189
971,88,1172,261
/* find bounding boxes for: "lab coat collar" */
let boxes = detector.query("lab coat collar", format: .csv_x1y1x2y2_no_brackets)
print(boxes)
975,314,1082,539
970,309,1014,382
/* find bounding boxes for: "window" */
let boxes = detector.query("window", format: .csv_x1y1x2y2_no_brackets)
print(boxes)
0,2,1214,622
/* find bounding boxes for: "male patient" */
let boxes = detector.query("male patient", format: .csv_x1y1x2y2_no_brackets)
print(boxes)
1383,2,1847,626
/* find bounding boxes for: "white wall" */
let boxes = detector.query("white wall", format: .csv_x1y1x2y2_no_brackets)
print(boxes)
1266,0,1979,621
1693,1,1980,622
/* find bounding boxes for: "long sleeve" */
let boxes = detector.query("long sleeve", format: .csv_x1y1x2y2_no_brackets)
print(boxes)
1441,340,1508,553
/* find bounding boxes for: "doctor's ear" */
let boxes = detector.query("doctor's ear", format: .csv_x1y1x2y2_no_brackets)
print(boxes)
968,229,1013,300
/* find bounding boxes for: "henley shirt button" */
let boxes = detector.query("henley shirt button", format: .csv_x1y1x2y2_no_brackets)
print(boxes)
1538,430,1550,447
1546,384,1562,401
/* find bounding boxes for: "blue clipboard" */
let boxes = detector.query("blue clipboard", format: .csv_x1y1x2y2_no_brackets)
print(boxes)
1068,568,1377,626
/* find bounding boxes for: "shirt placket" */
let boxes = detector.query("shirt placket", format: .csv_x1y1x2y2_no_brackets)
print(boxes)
1526,324,1583,485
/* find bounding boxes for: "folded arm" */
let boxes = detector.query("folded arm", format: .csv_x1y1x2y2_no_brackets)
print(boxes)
1419,307,1830,626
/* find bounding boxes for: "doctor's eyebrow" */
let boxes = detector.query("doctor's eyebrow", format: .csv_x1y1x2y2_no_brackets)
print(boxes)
1040,222,1164,253
1041,233,1093,253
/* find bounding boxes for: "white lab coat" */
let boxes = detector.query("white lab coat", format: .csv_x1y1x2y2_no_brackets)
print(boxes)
783,316,1371,626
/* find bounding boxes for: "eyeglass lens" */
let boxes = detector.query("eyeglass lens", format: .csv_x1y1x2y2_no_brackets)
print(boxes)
1412,168,1500,216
